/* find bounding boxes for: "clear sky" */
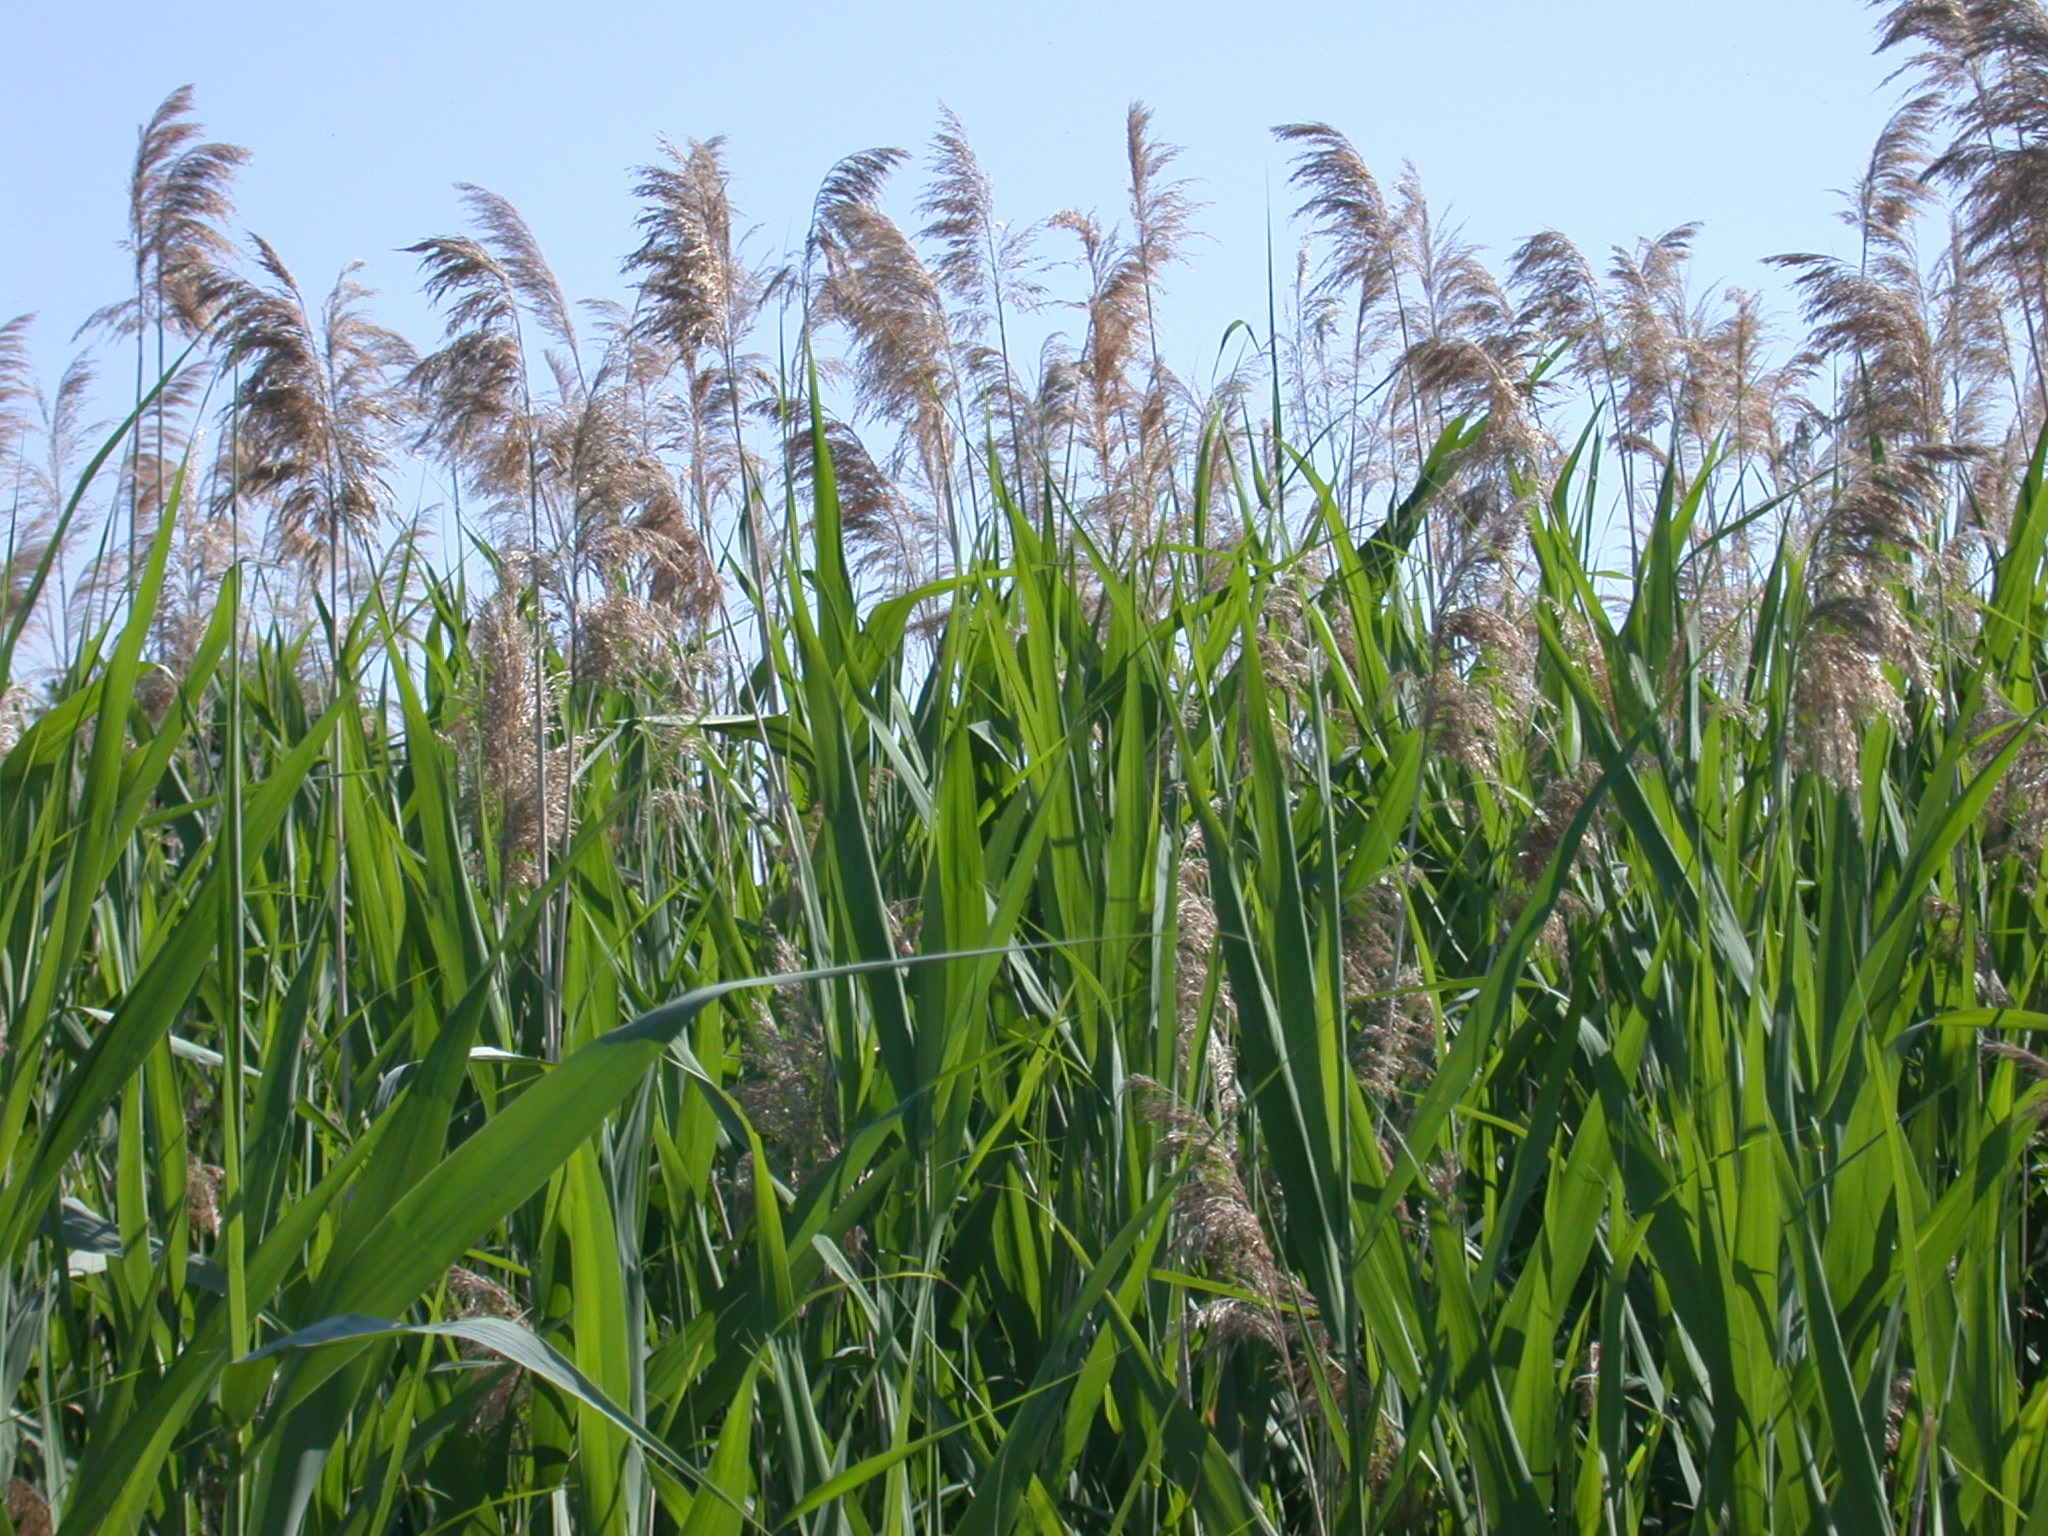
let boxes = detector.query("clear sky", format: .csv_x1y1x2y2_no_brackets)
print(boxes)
2,0,1900,387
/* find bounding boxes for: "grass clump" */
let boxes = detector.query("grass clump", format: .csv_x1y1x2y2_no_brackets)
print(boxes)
9,5,2048,1532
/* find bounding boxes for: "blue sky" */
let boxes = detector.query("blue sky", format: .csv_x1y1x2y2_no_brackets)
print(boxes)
3,0,1898,385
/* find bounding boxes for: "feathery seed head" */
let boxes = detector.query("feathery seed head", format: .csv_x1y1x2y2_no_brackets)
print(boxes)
1516,762,1601,885
1419,663,1504,781
440,1265,528,1434
446,1264,522,1320
630,137,755,360
1345,879,1433,1105
1885,1369,1916,1456
4,1479,50,1536
1795,586,1922,787
217,248,415,581
1426,1150,1463,1212
133,664,178,726
728,927,841,1184
0,686,30,758
1133,1075,1280,1293
1172,847,1243,1117
1276,122,1394,313
1575,1342,1603,1421
574,591,669,686
85,88,248,342
1974,697,2048,867
1982,1035,2048,1080
1189,1297,1286,1352
468,583,568,886
186,1163,223,1240
734,1011,839,1185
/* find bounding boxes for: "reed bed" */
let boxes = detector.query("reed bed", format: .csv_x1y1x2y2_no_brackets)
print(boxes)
7,3,2048,1532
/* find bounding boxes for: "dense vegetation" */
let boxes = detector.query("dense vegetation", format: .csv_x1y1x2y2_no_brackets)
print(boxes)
9,3,2048,1532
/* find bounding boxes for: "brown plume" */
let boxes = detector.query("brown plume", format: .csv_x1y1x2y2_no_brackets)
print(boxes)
1275,122,1396,317
215,242,416,573
630,136,763,379
86,86,247,343
810,148,958,579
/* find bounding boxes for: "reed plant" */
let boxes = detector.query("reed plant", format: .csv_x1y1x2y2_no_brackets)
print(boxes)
8,4,2048,1532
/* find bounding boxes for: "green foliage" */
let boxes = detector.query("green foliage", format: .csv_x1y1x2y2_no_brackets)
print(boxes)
5,398,2048,1536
